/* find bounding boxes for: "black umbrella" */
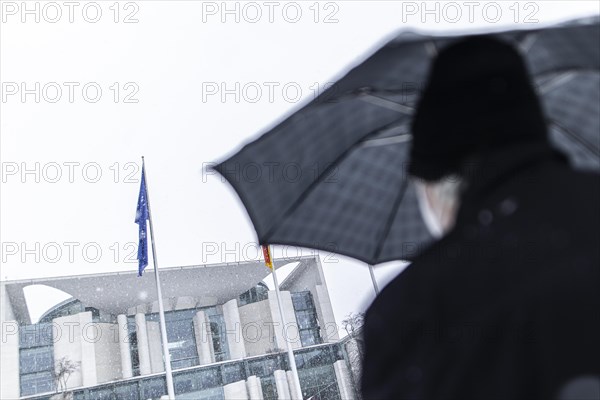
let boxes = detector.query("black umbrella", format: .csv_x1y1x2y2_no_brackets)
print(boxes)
214,18,600,265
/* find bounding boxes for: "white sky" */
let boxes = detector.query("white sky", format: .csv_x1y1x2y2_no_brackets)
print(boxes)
2,1,599,327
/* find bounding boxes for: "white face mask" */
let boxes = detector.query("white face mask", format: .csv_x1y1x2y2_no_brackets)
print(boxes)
414,177,462,239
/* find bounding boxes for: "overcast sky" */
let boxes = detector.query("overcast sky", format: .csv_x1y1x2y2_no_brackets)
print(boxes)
2,0,599,327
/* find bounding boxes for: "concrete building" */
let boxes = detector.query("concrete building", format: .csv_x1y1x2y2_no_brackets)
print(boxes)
1,256,360,399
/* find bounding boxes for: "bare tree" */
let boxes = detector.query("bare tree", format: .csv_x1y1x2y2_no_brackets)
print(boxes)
342,312,365,395
342,312,364,339
52,356,81,399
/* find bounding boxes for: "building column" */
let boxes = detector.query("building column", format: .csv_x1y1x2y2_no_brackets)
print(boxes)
274,370,291,400
268,291,301,351
224,379,249,399
246,375,264,400
53,312,98,388
117,315,133,378
334,360,355,400
146,320,165,373
222,299,246,359
314,284,340,342
135,313,152,376
193,310,214,365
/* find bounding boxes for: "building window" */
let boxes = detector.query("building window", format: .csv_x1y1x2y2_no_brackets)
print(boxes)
19,324,55,397
84,306,101,321
294,347,334,370
204,308,230,362
87,386,113,399
247,356,282,378
298,365,341,400
260,376,278,400
126,317,141,376
167,317,199,369
174,368,224,399
19,323,54,348
238,282,269,306
129,331,140,376
145,309,200,370
140,377,167,399
139,306,230,369
20,346,53,374
127,306,231,373
113,382,139,400
221,362,245,385
291,292,322,347
38,299,83,323
295,347,341,400
200,366,222,388
20,370,55,397
209,320,230,362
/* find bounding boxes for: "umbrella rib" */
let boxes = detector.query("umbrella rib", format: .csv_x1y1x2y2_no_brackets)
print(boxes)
360,133,412,148
372,175,410,264
261,119,408,243
537,72,576,94
550,120,600,157
337,68,597,101
518,31,539,53
359,94,414,114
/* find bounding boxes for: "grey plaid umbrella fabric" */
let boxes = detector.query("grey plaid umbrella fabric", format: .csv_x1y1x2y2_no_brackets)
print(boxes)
214,18,600,265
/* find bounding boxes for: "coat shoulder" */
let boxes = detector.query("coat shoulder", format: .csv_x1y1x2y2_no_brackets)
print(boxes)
367,233,459,317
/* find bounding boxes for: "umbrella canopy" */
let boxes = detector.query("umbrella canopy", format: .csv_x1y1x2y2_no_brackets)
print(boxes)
214,17,600,265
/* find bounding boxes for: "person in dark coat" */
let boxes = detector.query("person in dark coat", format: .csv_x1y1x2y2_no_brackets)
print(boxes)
361,36,600,400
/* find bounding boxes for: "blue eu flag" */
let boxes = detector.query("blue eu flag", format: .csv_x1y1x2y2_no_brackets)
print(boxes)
135,167,149,276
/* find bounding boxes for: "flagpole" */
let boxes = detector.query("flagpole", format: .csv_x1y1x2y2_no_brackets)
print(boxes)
142,157,176,400
368,264,380,295
266,245,303,399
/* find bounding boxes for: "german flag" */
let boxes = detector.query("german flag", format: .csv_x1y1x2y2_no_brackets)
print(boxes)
261,245,273,269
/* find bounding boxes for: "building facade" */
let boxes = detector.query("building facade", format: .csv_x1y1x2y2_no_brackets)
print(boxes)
1,256,360,400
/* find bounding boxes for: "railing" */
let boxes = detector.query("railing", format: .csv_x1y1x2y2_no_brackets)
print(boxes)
21,342,347,400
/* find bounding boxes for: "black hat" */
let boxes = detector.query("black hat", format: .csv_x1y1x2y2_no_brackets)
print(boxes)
408,35,549,181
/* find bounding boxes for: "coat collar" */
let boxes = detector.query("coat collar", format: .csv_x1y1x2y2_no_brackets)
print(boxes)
455,142,569,226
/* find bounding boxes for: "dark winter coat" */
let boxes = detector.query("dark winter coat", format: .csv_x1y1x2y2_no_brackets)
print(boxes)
361,143,600,400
